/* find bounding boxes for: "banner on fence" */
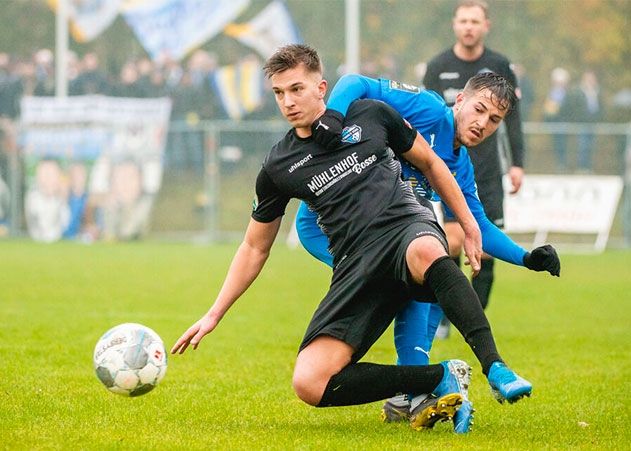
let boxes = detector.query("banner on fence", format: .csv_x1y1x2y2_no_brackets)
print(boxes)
504,175,624,252
20,95,171,242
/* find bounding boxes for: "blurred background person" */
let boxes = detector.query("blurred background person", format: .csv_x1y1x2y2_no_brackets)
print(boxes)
512,63,535,121
73,52,110,95
543,67,571,172
564,69,603,173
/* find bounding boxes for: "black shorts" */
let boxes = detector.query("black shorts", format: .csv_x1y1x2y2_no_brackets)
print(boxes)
298,220,448,363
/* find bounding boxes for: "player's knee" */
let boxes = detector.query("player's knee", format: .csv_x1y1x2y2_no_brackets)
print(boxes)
406,236,448,283
292,367,326,406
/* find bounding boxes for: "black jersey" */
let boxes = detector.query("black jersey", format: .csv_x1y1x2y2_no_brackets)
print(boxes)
252,99,430,264
423,47,524,187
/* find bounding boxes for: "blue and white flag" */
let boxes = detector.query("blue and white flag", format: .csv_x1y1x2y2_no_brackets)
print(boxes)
224,0,302,59
122,0,250,61
48,0,122,42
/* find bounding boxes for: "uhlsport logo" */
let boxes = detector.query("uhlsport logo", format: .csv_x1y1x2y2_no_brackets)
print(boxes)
341,124,362,144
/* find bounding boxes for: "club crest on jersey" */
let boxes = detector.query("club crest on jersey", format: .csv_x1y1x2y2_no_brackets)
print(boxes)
341,124,362,144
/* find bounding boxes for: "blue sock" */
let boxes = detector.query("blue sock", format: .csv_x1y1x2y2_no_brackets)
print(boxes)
394,301,432,366
427,303,444,345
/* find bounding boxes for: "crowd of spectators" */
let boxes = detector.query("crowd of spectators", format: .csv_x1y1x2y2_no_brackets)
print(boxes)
0,48,268,122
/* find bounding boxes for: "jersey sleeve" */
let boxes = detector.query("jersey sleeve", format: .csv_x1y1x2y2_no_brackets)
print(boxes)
327,74,382,116
378,102,418,155
251,166,290,222
442,148,527,266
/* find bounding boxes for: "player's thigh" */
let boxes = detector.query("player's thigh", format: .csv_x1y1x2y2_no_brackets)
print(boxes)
444,221,465,256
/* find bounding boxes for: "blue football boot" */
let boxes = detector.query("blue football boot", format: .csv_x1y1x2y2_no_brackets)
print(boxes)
453,399,475,434
409,360,469,430
487,361,532,404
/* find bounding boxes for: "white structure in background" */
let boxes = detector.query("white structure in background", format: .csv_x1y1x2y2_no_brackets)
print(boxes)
504,175,624,252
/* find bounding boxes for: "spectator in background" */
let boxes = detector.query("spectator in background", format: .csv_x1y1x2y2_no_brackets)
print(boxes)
543,67,571,171
73,52,110,95
169,70,205,168
111,61,145,98
147,68,168,98
512,63,534,121
187,50,221,120
33,48,55,96
563,70,603,173
135,57,154,96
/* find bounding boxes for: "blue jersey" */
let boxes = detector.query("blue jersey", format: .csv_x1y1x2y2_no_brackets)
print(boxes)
296,74,526,266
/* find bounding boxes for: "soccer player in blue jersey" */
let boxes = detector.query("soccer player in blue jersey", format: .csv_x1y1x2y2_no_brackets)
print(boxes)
300,72,561,433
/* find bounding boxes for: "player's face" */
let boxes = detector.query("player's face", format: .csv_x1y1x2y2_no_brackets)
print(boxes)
453,88,507,147
271,63,327,138
452,6,489,49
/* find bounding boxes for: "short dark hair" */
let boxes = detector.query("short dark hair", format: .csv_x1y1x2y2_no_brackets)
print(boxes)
454,0,489,18
263,44,323,78
463,72,517,112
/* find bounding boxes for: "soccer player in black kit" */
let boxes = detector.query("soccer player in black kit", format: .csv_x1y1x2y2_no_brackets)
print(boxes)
423,0,526,336
172,44,531,431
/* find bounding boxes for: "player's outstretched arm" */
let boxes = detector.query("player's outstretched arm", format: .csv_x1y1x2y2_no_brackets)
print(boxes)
171,217,282,354
402,133,482,274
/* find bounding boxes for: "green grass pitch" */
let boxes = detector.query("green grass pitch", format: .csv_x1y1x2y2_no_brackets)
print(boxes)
1,240,629,449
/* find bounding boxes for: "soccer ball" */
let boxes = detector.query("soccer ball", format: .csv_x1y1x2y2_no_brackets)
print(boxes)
93,323,167,397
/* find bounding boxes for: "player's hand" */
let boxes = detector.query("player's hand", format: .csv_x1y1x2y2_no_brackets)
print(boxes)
171,311,220,354
508,166,524,194
523,244,561,276
311,109,344,149
462,223,482,277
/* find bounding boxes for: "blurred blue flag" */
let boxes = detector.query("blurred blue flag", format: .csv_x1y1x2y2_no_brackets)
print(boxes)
224,0,302,59
122,0,250,61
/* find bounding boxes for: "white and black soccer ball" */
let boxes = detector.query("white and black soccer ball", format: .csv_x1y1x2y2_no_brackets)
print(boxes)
93,323,167,397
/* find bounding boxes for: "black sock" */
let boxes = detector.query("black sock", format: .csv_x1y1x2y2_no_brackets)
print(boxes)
472,259,495,309
425,256,502,374
437,255,462,329
317,363,443,407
